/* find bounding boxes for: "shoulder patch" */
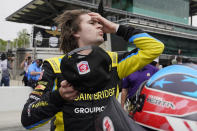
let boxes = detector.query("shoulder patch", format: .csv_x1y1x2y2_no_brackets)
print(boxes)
45,55,64,73
107,51,118,68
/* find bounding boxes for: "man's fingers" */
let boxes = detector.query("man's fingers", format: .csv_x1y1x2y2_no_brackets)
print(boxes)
88,13,104,21
59,80,80,101
69,95,78,101
68,91,79,100
90,16,102,22
62,86,75,93
61,80,68,85
62,90,79,100
88,12,100,16
61,80,68,87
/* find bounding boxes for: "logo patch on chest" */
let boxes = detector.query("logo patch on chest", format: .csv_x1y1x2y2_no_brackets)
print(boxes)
77,61,90,75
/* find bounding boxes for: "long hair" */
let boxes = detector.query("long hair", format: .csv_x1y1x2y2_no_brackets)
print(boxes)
54,9,91,53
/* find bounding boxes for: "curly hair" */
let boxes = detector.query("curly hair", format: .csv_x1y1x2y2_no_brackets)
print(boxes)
54,9,91,53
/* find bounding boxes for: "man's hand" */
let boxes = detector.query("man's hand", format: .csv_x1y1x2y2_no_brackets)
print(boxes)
25,54,31,61
88,12,119,34
59,80,79,101
38,71,43,80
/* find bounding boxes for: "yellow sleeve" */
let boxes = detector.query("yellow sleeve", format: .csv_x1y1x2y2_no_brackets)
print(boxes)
117,33,164,79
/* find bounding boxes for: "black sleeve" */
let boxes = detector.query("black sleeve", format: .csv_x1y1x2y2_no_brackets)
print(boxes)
116,25,144,41
21,62,65,129
116,25,143,62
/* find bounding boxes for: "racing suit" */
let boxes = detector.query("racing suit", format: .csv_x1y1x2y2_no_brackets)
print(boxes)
21,25,164,131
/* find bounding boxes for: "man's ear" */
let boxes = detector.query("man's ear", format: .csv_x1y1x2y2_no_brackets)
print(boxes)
73,32,80,38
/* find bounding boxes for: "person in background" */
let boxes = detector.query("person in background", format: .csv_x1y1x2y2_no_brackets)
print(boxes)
176,56,182,64
0,53,12,86
121,60,159,110
171,58,177,65
27,59,43,89
167,55,175,66
20,54,32,86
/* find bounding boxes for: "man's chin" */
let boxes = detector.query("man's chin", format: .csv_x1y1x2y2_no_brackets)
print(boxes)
96,39,104,45
88,39,104,46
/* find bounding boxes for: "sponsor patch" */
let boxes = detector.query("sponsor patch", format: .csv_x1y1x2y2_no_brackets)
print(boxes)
37,81,48,86
35,85,46,90
77,61,90,75
29,95,40,101
75,87,115,101
103,116,114,131
27,102,35,117
74,106,105,114
147,95,175,109
31,91,43,96
32,101,48,108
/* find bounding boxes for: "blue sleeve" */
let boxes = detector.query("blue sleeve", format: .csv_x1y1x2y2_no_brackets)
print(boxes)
28,64,35,73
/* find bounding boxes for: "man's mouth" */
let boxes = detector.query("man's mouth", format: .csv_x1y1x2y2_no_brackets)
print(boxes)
99,31,103,36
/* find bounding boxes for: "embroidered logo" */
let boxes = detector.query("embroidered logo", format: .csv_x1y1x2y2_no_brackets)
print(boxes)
103,116,114,131
77,61,90,75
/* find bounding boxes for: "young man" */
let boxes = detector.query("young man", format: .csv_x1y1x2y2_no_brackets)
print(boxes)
21,9,164,131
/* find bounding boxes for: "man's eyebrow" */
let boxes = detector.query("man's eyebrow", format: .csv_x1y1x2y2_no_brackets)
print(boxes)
88,19,98,23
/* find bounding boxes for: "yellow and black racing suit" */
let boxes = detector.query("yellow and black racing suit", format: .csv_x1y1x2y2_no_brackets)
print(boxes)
21,25,164,131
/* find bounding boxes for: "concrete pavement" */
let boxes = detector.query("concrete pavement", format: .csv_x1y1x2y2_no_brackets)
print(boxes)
0,79,50,131
0,111,50,131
